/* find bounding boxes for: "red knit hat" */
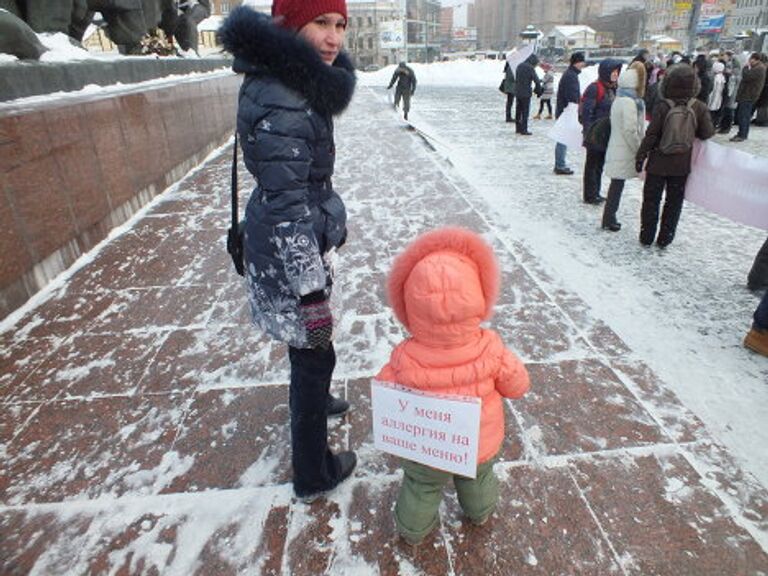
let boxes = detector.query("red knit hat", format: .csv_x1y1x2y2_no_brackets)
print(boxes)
272,0,348,31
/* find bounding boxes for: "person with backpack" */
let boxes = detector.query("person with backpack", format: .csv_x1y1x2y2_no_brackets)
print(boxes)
602,62,646,231
730,53,767,142
635,64,715,248
501,60,516,123
554,51,587,175
514,53,542,135
580,58,623,204
219,0,357,502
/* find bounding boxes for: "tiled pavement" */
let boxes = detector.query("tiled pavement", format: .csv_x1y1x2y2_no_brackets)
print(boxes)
1,89,767,575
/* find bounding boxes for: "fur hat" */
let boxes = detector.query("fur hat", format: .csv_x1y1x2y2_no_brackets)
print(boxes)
272,0,347,31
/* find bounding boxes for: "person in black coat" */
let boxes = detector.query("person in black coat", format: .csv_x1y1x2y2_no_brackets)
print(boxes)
693,54,712,104
219,0,357,502
388,61,417,120
514,53,542,135
554,51,586,174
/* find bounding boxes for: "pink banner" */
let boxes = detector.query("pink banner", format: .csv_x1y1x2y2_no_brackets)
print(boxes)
685,140,768,231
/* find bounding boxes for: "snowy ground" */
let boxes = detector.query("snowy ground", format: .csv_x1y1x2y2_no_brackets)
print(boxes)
2,68,768,574
369,82,768,488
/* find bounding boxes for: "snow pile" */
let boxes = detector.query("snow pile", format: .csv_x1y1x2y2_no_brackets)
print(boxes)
359,58,601,93
38,32,100,62
359,59,508,88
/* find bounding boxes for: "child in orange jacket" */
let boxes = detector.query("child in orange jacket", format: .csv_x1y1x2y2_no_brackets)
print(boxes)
376,227,530,545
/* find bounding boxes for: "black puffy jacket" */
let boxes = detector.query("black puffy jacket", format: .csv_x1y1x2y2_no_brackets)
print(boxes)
219,7,356,347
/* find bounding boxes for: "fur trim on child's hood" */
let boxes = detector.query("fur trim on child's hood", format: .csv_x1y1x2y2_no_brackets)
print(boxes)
387,227,500,343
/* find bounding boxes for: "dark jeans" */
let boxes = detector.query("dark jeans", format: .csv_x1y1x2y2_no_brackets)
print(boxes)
640,173,688,246
736,101,754,138
505,94,515,122
538,99,552,116
755,290,768,331
748,237,768,290
288,344,341,496
395,88,412,119
719,106,734,131
516,97,531,133
602,179,625,226
583,148,606,202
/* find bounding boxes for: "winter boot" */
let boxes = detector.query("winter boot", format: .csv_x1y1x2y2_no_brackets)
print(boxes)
744,327,768,357
533,113,541,120
546,114,553,119
327,394,350,417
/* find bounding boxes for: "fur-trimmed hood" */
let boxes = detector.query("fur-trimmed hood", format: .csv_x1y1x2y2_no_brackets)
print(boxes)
218,5,356,116
387,227,500,346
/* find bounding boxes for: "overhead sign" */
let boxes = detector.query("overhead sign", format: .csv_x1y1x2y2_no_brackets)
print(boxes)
380,20,405,49
697,14,726,34
371,380,481,478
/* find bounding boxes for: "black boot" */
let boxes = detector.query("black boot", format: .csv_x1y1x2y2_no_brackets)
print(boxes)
327,394,350,417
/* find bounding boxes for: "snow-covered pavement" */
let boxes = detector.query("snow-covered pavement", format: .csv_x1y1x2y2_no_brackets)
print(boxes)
389,84,768,488
1,87,767,575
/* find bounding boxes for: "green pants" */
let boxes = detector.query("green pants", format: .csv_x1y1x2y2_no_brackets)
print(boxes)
395,457,499,541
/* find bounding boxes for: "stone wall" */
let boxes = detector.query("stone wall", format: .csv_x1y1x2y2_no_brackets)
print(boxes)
0,71,241,320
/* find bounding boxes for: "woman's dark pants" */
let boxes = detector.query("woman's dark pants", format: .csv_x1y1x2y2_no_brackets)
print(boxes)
288,343,340,497
640,174,688,246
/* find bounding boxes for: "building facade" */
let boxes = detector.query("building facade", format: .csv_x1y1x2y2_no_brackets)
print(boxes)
474,0,604,51
729,0,768,35
644,0,737,48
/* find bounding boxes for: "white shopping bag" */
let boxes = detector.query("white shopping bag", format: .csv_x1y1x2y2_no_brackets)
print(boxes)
547,103,583,149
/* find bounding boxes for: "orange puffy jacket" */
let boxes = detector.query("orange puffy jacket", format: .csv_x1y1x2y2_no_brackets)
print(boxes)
376,227,530,464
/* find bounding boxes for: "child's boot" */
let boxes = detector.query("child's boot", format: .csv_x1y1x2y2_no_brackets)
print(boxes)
533,113,541,120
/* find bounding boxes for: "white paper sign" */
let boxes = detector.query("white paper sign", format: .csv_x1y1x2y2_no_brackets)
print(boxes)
685,140,768,231
505,44,535,75
371,380,482,478
547,103,583,149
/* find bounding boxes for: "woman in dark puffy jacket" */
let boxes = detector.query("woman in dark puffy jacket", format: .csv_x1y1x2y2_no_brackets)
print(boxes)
219,0,357,501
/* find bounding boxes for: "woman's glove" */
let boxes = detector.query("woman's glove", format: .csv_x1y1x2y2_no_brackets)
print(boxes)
299,292,333,349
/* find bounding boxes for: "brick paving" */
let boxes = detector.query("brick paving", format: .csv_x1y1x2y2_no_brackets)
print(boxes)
1,90,767,575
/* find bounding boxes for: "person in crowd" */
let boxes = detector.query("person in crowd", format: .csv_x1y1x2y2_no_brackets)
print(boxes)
388,61,417,120
748,237,768,292
744,290,768,358
693,54,712,104
219,0,357,502
501,60,516,123
534,62,555,119
631,48,650,66
554,51,587,175
514,53,542,135
719,54,743,134
753,53,768,126
730,53,767,141
708,60,727,127
580,58,623,204
602,62,646,231
635,64,715,248
645,64,665,120
376,227,530,546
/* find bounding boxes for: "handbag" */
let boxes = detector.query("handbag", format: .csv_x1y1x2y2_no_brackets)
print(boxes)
227,131,246,277
498,79,506,93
